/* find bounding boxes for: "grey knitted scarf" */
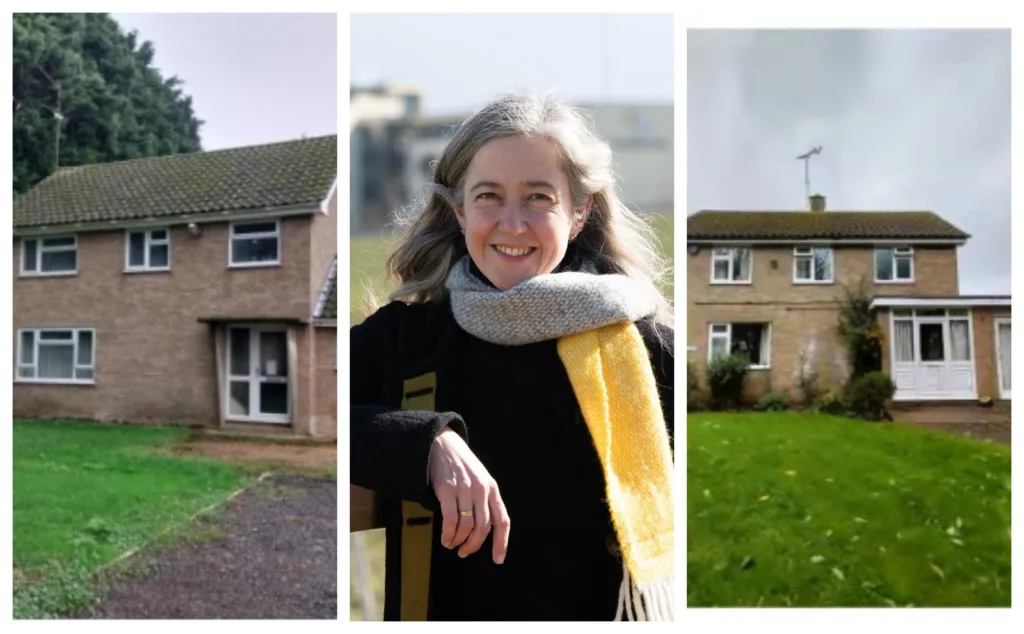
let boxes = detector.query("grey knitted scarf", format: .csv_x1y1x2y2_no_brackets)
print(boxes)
445,255,657,346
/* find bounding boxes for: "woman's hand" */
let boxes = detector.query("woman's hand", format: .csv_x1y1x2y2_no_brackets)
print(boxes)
428,426,510,564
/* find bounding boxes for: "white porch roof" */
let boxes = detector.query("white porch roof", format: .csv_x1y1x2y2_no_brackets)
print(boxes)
871,296,1012,310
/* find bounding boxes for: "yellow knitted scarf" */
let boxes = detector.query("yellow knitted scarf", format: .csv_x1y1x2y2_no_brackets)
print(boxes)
557,321,675,621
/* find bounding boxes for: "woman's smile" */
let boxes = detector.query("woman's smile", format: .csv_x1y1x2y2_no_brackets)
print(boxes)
492,245,537,259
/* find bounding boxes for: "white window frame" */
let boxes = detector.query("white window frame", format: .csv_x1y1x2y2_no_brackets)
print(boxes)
15,327,96,385
707,322,772,370
229,219,281,268
874,246,915,284
710,247,753,284
793,246,834,284
994,316,1011,400
19,235,79,277
124,228,171,272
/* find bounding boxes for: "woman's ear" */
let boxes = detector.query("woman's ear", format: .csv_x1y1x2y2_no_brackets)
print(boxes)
453,206,466,230
575,195,594,226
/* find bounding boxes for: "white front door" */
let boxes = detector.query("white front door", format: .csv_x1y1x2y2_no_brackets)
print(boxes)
996,319,1011,400
226,326,290,424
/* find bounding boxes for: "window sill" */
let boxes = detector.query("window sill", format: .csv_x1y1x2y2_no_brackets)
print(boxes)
225,416,291,425
793,280,834,285
124,268,171,275
710,280,752,285
15,378,95,386
748,365,771,371
874,279,915,285
228,261,282,269
18,271,78,278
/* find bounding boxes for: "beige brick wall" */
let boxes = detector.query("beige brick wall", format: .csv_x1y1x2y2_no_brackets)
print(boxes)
311,326,337,438
13,215,317,427
687,243,960,401
310,186,338,308
687,303,849,402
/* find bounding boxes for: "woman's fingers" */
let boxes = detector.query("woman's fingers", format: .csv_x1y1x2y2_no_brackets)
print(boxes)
457,483,493,558
438,485,459,549
449,487,476,549
489,485,510,565
428,430,508,562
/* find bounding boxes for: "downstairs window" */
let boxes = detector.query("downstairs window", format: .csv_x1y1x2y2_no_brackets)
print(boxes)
17,328,95,383
708,322,772,368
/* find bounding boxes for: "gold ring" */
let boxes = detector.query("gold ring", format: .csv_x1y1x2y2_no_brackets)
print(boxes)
459,510,473,517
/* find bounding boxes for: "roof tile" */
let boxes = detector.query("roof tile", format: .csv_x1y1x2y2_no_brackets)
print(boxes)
13,135,337,228
687,210,969,241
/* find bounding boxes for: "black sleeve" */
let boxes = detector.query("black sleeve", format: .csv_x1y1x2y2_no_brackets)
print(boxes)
350,406,468,509
350,302,469,508
640,318,675,458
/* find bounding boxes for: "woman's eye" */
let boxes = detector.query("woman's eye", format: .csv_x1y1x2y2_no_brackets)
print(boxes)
529,193,553,202
476,193,498,200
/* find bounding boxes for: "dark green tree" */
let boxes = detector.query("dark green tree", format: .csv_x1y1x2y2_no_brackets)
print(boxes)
13,13,203,195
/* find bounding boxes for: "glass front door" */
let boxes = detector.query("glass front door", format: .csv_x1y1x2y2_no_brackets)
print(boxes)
227,326,290,424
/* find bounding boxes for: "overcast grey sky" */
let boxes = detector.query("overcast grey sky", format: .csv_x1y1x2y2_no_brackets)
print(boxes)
111,13,337,150
688,29,1011,295
351,13,673,114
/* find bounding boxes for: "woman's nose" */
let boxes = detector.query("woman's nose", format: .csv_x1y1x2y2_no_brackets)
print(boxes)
497,202,527,234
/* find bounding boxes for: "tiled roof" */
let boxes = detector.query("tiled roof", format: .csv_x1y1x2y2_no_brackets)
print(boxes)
687,211,970,241
314,258,338,320
13,135,337,229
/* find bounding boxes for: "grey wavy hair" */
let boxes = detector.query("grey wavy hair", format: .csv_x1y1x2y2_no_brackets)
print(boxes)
381,92,674,329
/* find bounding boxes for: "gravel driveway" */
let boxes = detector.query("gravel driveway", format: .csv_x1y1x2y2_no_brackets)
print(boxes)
80,474,337,619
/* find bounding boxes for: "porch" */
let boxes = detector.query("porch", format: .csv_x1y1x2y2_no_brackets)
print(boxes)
871,296,1011,403
198,316,336,437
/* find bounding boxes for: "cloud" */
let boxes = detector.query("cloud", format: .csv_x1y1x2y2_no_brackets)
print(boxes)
687,29,1010,294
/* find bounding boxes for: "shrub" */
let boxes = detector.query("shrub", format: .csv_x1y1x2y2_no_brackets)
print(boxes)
837,279,883,379
846,371,896,421
707,353,750,410
815,391,851,417
753,392,791,412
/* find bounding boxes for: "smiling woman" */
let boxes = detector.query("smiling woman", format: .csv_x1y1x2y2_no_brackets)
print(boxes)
350,94,676,621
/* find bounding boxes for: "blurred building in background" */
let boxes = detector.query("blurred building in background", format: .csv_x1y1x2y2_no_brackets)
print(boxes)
350,84,674,234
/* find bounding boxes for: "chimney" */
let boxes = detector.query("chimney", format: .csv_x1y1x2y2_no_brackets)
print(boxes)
809,194,826,212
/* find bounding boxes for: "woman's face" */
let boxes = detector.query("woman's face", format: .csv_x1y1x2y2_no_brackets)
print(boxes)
454,135,588,290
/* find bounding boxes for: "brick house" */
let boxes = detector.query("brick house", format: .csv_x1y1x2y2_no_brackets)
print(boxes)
687,195,1011,404
12,135,338,437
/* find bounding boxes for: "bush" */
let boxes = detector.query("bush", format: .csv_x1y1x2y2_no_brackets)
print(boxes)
837,280,884,379
687,361,709,412
815,391,851,417
753,392,791,412
846,371,896,421
707,353,750,410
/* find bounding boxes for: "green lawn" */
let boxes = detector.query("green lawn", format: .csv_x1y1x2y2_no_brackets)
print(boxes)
350,211,675,326
13,419,247,618
687,412,1012,607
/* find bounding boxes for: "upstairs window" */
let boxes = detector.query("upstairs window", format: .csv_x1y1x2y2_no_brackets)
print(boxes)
875,246,914,283
21,236,78,276
711,247,751,283
230,220,281,267
126,228,171,272
793,247,834,283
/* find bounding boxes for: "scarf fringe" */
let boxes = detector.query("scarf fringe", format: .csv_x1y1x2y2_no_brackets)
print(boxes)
614,559,675,621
